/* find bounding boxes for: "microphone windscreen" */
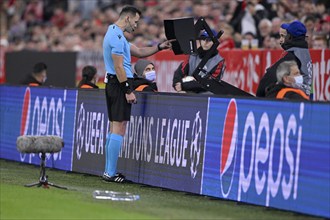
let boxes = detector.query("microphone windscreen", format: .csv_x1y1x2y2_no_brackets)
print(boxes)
17,135,64,153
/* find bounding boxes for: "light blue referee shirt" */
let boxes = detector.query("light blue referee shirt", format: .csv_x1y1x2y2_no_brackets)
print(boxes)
103,24,133,78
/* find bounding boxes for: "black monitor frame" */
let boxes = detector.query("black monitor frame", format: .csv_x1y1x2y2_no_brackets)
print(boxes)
164,17,197,55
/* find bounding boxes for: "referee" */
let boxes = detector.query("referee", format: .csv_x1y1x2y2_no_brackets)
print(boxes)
102,5,173,183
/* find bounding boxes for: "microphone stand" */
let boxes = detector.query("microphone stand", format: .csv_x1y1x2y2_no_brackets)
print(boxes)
25,153,67,189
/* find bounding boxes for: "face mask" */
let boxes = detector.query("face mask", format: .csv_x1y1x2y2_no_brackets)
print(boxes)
292,75,303,88
145,70,156,82
42,77,47,83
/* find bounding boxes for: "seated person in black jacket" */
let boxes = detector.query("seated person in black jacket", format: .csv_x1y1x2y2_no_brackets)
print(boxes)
21,62,47,86
133,59,158,92
172,30,225,94
77,65,99,89
265,60,309,100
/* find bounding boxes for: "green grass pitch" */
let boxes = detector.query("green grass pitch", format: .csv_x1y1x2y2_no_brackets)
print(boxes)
0,159,322,220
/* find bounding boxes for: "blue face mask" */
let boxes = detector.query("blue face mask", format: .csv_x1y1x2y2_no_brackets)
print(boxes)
145,71,156,82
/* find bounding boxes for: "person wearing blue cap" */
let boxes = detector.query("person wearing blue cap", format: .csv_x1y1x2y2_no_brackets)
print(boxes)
172,29,225,94
256,20,312,99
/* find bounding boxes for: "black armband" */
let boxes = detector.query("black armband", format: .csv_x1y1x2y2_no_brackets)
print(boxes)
157,43,163,51
120,81,132,94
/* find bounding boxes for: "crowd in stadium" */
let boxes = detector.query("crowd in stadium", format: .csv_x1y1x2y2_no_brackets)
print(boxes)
0,0,329,52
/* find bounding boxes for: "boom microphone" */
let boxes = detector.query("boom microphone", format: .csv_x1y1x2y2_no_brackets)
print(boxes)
16,135,64,153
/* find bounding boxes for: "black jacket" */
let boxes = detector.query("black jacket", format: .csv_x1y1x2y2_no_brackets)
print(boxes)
21,74,42,86
133,78,157,92
265,83,308,100
173,63,207,93
256,36,310,97
78,81,99,89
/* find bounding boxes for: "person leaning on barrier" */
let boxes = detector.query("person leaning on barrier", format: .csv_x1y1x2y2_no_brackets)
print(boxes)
172,30,225,94
256,20,312,98
77,65,99,89
265,60,309,100
102,5,173,183
21,62,47,86
133,59,157,92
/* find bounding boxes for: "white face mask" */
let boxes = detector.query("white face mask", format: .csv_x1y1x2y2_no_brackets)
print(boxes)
145,70,156,82
292,75,303,88
42,77,47,83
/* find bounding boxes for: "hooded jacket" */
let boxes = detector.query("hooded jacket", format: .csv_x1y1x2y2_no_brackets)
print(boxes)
256,36,312,97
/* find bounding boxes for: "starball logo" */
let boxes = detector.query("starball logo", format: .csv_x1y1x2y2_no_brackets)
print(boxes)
121,111,204,179
20,87,67,162
219,99,304,206
75,102,106,159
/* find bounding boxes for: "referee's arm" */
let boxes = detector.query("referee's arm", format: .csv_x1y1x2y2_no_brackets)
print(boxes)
130,44,159,58
112,54,127,83
130,39,174,58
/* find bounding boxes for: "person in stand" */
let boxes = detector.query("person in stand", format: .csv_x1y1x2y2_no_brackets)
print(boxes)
256,20,312,98
77,65,99,89
265,60,309,100
172,30,225,94
21,62,47,86
133,59,157,92
102,5,173,183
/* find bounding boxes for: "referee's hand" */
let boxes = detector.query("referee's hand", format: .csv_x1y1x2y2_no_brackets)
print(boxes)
126,93,137,104
159,39,176,50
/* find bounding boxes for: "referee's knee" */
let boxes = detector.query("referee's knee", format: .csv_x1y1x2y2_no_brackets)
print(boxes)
112,121,127,136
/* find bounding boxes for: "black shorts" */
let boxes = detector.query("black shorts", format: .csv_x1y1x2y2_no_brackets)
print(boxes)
105,75,133,122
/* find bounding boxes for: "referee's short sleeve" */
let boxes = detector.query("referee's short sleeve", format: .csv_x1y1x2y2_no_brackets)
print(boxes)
111,34,124,56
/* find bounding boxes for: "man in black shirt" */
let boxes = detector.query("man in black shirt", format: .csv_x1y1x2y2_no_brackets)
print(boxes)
21,62,48,86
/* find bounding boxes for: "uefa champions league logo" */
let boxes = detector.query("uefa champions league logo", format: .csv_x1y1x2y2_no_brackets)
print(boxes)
190,111,202,179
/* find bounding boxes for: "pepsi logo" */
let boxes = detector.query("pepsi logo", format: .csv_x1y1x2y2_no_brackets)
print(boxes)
220,99,238,197
20,88,31,135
